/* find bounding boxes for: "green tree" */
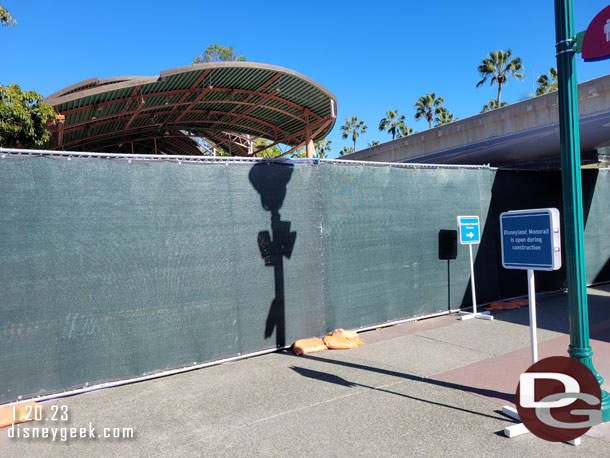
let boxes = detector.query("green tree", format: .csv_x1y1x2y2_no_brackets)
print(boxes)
368,140,380,147
536,67,558,96
1,4,16,26
414,93,445,129
291,139,331,158
193,44,246,64
341,116,367,152
0,83,57,148
398,125,414,137
434,107,457,126
379,109,408,140
254,138,282,157
480,99,508,113
476,49,524,105
315,138,331,158
340,146,354,156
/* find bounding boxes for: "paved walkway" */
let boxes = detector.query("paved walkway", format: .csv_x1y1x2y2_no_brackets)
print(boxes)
2,285,610,457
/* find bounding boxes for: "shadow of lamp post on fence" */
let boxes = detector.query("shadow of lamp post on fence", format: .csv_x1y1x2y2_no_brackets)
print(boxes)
249,162,297,348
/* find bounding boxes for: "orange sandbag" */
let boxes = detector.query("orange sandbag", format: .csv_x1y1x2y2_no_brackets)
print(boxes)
484,303,501,311
293,338,327,355
323,335,365,350
485,301,520,311
327,328,360,339
511,298,529,307
0,402,44,429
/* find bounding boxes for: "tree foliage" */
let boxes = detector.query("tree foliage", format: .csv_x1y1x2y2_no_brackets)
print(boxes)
368,140,380,147
340,146,354,156
193,44,246,64
476,49,524,105
254,138,282,157
292,138,331,158
414,93,445,129
315,138,331,158
0,83,57,148
480,99,508,113
379,109,410,140
0,4,16,27
536,67,558,96
434,107,457,126
398,125,414,137
341,116,367,152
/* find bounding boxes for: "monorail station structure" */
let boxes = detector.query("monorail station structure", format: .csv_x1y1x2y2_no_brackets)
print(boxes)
346,74,610,168
43,62,337,158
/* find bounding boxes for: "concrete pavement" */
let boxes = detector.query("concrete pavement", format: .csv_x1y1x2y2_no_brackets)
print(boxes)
2,285,610,457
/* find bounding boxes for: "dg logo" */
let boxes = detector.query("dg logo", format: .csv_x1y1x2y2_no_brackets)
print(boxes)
516,356,602,442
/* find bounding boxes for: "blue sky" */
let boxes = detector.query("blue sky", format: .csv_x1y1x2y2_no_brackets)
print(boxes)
2,1,610,158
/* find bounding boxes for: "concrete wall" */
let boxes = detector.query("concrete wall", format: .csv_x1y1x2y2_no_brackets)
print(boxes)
345,75,610,166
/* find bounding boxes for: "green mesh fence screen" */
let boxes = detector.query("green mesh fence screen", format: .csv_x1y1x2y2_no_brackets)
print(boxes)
1,153,609,402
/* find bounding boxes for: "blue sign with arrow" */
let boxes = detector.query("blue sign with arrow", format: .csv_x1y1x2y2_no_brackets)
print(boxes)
457,216,480,245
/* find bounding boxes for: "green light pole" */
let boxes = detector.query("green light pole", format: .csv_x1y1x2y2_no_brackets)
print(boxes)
554,0,610,421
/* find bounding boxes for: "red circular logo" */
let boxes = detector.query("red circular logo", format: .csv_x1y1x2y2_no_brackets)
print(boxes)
516,356,601,442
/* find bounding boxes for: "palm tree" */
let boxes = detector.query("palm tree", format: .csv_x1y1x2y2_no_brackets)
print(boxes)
341,116,367,152
414,93,445,129
340,146,354,156
315,139,331,158
536,67,558,96
291,139,331,158
480,99,508,113
476,49,524,105
398,125,414,137
435,108,457,126
1,6,17,26
379,110,408,140
368,140,380,147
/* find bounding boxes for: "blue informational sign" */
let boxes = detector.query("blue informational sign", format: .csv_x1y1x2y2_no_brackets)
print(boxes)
457,216,480,245
500,208,561,271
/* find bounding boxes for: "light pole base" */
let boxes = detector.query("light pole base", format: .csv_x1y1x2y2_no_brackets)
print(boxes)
568,344,610,422
601,389,610,422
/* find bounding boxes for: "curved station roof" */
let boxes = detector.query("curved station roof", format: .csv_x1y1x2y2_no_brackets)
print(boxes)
45,62,337,156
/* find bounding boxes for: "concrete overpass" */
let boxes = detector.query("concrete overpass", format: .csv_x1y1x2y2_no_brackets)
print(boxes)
344,74,610,168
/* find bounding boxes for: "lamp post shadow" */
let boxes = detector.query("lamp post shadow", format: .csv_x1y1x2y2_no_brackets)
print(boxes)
249,163,296,348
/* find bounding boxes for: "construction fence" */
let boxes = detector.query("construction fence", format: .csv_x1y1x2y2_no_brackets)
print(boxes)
1,150,609,402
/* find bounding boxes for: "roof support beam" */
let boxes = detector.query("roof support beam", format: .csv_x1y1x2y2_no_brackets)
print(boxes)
174,87,212,123
278,117,335,158
63,106,281,137
168,69,212,120
304,110,315,158
226,72,281,115
251,115,335,157
56,114,65,148
61,119,276,149
231,88,279,122
58,86,313,120
124,96,145,130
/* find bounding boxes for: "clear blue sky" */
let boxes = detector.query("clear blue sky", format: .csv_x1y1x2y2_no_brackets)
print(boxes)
3,1,610,158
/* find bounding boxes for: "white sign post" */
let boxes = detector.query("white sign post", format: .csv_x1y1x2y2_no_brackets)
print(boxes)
498,209,569,441
457,216,493,321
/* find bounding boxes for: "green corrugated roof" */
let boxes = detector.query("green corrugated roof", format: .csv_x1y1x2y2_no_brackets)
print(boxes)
45,62,337,156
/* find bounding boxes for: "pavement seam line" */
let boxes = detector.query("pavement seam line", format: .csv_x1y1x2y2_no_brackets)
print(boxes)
413,333,490,355
152,388,372,456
